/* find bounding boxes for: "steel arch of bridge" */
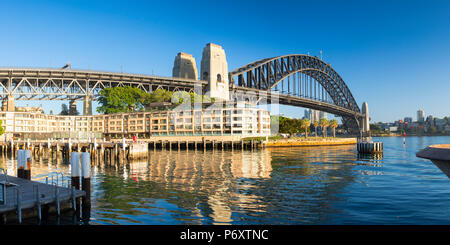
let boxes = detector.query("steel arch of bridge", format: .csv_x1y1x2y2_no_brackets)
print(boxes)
229,54,364,132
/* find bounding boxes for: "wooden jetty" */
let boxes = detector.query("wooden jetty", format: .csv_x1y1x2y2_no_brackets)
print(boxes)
0,174,85,223
0,136,266,162
0,136,267,223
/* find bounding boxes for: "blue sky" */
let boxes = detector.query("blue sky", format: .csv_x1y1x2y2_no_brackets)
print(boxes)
0,0,449,122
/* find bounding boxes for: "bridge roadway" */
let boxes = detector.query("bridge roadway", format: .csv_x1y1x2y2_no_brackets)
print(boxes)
0,68,363,116
231,86,364,119
0,68,207,100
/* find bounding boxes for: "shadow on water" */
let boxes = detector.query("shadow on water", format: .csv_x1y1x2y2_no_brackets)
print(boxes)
428,160,450,179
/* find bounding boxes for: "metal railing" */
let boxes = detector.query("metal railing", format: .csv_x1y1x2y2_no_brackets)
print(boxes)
46,171,71,188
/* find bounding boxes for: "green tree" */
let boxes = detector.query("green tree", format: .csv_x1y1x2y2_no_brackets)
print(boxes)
278,116,289,134
429,126,437,134
290,118,302,136
301,118,311,138
60,104,69,115
171,91,214,106
97,87,218,114
320,118,329,137
145,88,173,104
330,119,339,137
270,115,280,134
97,86,147,114
0,120,5,136
313,120,319,137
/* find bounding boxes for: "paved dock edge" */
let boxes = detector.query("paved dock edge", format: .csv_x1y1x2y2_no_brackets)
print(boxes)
265,138,357,147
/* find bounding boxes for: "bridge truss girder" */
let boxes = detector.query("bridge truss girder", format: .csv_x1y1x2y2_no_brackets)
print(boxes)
0,69,204,101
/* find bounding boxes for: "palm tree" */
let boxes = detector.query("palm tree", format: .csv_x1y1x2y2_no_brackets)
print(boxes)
319,118,329,137
313,120,319,137
302,118,311,138
330,119,339,138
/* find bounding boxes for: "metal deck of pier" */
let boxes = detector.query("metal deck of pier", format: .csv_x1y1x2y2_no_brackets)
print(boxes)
0,174,85,219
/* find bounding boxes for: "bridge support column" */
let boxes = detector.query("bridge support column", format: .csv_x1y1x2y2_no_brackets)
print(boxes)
361,102,370,134
2,95,15,112
83,96,92,115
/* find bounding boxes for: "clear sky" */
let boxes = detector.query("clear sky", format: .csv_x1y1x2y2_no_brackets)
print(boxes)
0,0,449,123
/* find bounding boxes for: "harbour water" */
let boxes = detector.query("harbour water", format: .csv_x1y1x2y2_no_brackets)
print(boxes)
1,136,450,225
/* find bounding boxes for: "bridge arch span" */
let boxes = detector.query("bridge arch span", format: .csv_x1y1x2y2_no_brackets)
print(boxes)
229,54,364,133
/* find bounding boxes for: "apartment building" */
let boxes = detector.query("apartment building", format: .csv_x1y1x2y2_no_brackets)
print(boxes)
0,104,271,140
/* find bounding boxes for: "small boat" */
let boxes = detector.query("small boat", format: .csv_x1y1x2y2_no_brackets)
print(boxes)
417,144,450,178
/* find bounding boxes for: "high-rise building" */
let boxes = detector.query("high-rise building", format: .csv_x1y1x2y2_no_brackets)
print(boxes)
319,111,328,121
417,109,425,123
304,109,309,119
305,109,327,122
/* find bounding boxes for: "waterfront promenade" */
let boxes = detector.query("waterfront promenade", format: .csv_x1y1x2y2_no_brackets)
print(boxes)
265,137,357,147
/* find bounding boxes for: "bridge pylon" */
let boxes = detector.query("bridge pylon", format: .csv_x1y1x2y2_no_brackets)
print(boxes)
83,96,92,115
200,43,229,101
360,102,370,133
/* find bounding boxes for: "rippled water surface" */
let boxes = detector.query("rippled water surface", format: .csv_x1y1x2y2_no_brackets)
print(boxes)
1,136,450,224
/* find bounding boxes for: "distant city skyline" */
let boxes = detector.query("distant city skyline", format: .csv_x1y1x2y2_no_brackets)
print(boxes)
2,0,450,122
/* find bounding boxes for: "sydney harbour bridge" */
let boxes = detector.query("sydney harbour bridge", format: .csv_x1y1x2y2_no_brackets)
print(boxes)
0,43,369,133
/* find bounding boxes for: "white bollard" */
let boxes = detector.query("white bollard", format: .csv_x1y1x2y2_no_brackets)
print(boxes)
71,152,80,189
24,150,31,162
24,150,32,180
17,150,24,178
81,152,91,209
81,152,90,179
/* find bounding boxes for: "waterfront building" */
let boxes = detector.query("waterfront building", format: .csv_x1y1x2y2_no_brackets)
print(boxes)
0,103,271,140
404,117,413,123
425,115,434,126
417,109,425,123
389,126,398,132
445,125,450,133
434,118,448,131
